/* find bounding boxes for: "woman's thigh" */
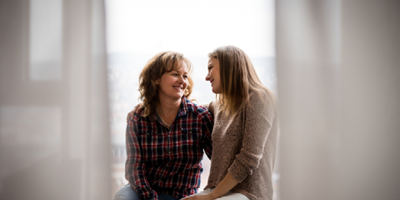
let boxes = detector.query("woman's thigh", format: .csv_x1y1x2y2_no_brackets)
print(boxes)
113,185,177,200
217,192,249,200
158,193,178,200
113,185,139,200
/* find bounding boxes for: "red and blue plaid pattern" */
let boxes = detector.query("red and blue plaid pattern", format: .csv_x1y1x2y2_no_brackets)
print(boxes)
125,97,214,200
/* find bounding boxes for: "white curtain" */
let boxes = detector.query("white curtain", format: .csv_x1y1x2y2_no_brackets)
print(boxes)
0,0,111,200
277,0,400,200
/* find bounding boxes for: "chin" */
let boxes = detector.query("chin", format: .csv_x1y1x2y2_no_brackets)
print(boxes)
175,94,184,99
212,88,222,94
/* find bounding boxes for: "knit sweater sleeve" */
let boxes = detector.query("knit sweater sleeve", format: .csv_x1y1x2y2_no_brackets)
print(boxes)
228,90,276,183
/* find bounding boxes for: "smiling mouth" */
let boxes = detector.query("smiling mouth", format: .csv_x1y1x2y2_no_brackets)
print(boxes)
173,86,183,90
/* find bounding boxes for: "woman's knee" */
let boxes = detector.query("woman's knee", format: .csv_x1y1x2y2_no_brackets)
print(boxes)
158,193,178,200
113,185,139,200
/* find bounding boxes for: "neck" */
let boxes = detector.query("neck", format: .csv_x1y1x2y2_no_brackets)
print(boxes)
157,96,182,118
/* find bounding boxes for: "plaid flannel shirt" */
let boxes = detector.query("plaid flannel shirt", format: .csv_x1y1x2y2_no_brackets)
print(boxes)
125,97,214,200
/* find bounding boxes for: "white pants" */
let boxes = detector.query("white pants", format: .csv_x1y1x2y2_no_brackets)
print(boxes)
193,188,249,200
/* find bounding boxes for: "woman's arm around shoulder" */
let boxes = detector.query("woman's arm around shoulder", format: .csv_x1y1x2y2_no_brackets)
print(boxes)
199,101,215,116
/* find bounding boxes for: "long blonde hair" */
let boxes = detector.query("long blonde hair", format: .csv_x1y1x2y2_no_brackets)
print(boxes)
138,51,193,120
209,46,266,116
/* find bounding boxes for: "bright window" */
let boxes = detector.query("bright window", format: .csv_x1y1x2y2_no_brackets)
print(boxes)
105,0,276,197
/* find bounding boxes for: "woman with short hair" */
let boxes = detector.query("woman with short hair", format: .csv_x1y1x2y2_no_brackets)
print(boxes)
114,51,214,200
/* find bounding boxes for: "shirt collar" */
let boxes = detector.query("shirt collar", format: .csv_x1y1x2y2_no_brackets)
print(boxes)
153,96,190,126
177,96,188,118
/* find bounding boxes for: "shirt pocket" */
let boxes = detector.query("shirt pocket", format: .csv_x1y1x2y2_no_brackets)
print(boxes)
176,127,203,165
180,127,200,142
136,128,158,139
136,128,166,164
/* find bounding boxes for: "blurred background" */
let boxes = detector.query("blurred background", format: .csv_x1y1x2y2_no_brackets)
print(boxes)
0,0,399,200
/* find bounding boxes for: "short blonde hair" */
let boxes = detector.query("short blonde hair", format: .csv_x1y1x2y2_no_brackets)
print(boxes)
138,51,193,120
209,46,266,116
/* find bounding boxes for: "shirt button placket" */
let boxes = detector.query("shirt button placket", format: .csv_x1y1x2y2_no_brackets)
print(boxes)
167,129,172,160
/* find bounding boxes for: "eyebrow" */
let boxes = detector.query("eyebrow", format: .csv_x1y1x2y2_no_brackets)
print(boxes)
172,69,188,74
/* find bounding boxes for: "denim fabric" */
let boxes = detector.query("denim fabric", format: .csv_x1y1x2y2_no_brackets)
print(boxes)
114,185,177,200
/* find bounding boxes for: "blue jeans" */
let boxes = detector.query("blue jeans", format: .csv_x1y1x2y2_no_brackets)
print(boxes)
114,185,177,200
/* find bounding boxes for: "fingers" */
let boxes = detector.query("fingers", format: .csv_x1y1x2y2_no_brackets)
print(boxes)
126,111,134,122
134,103,144,114
126,103,144,123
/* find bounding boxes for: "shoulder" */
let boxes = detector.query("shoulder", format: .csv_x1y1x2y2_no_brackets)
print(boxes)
185,98,213,121
248,87,277,107
128,108,146,123
245,88,277,121
127,109,156,134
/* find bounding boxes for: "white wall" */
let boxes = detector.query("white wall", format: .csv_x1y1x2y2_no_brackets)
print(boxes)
277,0,400,199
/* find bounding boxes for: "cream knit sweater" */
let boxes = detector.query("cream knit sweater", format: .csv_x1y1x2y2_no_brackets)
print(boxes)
205,88,278,200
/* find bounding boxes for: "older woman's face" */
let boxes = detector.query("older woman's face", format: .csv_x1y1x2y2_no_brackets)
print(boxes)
205,58,222,94
156,61,189,100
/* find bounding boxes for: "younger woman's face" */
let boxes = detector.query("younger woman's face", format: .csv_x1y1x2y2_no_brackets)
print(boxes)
205,58,222,94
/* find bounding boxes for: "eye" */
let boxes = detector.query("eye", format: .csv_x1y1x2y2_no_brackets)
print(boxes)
208,66,213,70
183,75,188,79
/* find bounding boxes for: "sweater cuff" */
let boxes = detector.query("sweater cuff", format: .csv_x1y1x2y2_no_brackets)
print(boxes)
228,159,250,183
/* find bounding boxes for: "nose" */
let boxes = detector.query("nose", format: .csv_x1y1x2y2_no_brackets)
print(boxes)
178,75,184,82
178,75,187,84
205,73,211,81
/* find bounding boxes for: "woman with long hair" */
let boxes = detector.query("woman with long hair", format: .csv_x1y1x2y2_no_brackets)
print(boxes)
183,46,278,200
114,51,214,200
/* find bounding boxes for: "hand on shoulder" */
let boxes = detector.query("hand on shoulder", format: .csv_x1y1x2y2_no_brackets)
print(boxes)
126,103,144,122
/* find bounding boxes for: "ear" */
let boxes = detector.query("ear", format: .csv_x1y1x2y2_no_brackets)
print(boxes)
155,79,160,85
